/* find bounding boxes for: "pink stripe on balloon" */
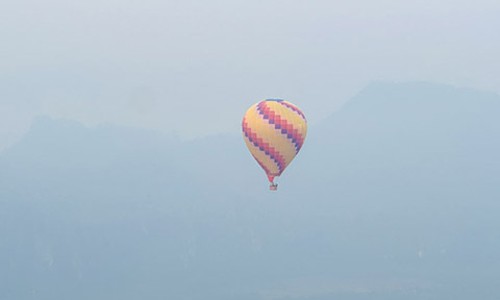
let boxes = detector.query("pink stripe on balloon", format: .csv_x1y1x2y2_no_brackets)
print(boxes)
242,117,286,175
256,101,305,153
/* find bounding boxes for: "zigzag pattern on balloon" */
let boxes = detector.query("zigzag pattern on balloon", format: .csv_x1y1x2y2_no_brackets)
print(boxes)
242,99,307,187
256,101,306,154
242,117,286,175
278,101,307,121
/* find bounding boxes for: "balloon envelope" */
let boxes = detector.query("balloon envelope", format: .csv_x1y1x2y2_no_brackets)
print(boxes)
242,99,307,189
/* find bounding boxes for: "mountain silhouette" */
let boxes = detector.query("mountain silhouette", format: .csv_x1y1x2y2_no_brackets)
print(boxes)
1,82,500,299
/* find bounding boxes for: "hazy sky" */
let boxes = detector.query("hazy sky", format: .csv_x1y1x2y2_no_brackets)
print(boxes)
1,0,500,149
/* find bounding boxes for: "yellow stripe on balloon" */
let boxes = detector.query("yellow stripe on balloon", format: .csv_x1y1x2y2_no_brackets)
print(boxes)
245,105,295,168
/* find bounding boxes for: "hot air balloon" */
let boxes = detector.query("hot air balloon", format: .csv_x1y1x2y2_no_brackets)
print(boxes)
242,99,307,190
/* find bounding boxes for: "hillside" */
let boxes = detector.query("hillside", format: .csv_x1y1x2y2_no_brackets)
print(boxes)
1,82,500,299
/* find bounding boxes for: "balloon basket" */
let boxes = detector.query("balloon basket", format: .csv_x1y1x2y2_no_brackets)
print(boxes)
269,183,278,191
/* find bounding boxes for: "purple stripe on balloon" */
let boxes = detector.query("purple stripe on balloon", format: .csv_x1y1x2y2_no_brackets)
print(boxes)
256,101,305,153
242,117,285,175
279,101,307,121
